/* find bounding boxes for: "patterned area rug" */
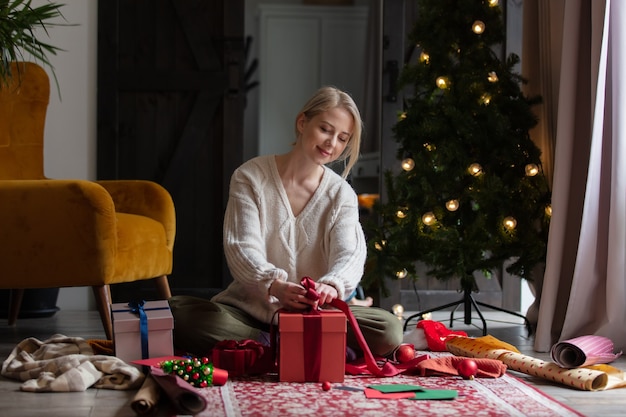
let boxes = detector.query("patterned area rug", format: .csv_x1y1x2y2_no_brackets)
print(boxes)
195,372,584,417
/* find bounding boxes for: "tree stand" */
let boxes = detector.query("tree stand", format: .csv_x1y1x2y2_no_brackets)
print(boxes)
402,286,531,336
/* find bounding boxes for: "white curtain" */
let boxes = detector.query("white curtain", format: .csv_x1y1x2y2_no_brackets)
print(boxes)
523,0,626,352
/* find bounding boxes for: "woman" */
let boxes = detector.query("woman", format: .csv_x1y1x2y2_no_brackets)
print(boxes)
169,86,402,358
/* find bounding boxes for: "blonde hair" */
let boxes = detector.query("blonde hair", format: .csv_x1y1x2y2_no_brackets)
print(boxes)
295,86,363,179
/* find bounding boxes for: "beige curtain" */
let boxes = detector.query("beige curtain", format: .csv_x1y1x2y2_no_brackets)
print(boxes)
522,0,626,352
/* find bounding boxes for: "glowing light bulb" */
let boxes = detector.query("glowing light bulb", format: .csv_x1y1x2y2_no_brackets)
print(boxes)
420,51,430,63
468,163,483,176
396,209,407,219
472,20,486,34
395,269,408,279
545,205,552,217
503,216,517,230
436,76,449,89
525,163,539,176
392,304,405,320
446,199,459,211
487,71,498,82
424,142,435,151
399,111,407,121
488,0,499,7
401,158,415,171
422,212,436,225
480,93,491,105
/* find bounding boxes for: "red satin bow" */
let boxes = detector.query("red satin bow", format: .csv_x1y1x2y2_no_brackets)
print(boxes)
300,276,320,303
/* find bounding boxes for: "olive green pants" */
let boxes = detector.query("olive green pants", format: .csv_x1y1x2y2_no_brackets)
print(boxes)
168,295,403,358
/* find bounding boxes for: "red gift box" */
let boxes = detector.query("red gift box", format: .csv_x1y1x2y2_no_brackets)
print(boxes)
211,339,273,377
278,310,346,382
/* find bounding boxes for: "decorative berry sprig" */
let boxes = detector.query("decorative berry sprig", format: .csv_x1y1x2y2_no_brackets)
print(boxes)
159,357,214,388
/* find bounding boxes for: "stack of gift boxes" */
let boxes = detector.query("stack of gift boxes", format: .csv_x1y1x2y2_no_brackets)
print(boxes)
111,300,347,383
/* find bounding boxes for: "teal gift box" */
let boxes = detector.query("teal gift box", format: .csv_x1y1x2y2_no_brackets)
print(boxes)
111,300,174,363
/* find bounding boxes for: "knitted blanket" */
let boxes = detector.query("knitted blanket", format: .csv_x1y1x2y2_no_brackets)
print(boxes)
1,334,144,392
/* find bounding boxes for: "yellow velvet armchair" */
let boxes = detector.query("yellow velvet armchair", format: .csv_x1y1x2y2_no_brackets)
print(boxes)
0,62,176,340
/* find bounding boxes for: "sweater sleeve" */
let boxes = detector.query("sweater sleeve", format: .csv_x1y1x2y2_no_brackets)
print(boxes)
316,181,367,300
222,162,288,294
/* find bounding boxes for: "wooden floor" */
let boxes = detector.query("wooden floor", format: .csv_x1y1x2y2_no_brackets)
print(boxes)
0,308,624,416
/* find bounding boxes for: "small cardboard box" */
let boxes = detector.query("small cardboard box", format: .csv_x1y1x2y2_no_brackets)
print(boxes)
111,300,174,363
278,310,346,382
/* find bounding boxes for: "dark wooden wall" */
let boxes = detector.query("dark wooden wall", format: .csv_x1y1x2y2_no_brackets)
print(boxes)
97,0,246,302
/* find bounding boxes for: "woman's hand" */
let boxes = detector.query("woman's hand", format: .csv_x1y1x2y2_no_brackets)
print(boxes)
269,280,317,310
314,282,338,306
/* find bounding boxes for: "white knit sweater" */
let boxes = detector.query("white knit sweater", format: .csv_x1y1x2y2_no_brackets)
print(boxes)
213,155,366,324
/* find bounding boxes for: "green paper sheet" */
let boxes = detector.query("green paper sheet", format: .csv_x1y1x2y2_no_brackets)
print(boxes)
367,384,423,393
411,389,458,400
367,384,458,400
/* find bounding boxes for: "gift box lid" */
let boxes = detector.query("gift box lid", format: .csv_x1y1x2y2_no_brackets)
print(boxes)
111,300,173,333
279,310,346,332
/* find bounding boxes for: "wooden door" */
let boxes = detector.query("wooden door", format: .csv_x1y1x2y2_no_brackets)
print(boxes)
97,0,246,302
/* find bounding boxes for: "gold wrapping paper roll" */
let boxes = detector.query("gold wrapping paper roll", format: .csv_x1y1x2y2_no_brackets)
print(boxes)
446,336,626,391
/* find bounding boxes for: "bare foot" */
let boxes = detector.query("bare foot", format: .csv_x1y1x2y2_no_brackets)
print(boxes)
348,296,373,307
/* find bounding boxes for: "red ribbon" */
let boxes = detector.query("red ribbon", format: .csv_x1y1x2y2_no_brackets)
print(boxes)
299,277,403,377
300,277,322,380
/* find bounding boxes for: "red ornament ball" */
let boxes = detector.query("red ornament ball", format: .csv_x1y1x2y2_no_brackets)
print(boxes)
321,381,332,391
457,358,479,380
394,343,416,363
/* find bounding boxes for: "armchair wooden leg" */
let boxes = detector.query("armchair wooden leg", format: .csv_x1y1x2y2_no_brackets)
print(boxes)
8,289,25,326
92,285,113,340
154,275,172,299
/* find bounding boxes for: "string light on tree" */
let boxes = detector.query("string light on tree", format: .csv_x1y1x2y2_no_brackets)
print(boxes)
525,163,539,176
472,20,485,34
446,199,460,211
503,216,517,230
401,157,415,171
487,71,498,82
391,304,405,320
396,209,407,219
545,205,552,217
467,163,483,176
420,51,430,63
396,268,408,279
436,76,450,89
422,212,437,225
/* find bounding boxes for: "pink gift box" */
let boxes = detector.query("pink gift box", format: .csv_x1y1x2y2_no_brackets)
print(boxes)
111,300,174,363
278,310,346,382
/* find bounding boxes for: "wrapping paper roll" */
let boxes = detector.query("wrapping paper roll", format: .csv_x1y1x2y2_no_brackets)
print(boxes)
149,367,208,415
446,336,626,391
550,335,622,368
131,375,161,415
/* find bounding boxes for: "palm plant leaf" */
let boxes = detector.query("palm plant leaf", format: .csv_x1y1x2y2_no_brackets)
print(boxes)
0,0,68,86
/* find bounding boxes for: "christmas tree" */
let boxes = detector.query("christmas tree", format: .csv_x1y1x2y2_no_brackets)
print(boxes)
362,0,551,297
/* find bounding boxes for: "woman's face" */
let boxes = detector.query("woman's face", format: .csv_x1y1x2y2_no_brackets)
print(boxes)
297,107,353,165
